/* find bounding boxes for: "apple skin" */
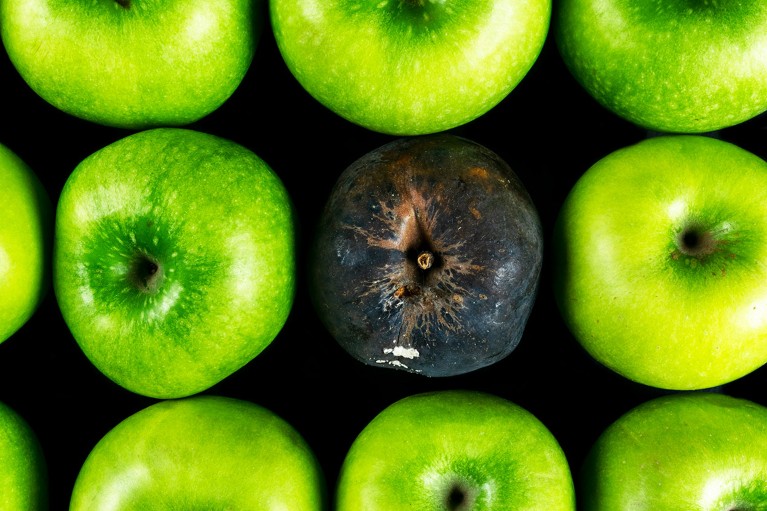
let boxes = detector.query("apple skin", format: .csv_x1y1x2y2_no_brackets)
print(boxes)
53,128,296,399
0,400,48,510
0,142,52,345
555,0,767,134
0,0,259,129
270,0,551,135
336,390,575,511
310,134,543,377
553,134,767,390
582,391,767,510
69,395,326,510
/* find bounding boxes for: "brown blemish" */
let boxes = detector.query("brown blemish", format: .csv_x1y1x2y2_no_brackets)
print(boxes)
468,166,489,180
346,179,484,347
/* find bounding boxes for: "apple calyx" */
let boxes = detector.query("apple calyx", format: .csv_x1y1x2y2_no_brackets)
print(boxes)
114,0,131,8
129,253,164,294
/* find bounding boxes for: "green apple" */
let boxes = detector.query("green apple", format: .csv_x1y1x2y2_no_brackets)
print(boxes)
0,142,52,345
336,390,575,510
270,0,551,135
0,0,259,129
582,391,767,510
53,128,296,399
553,134,767,390
0,400,47,510
69,395,326,510
555,0,767,134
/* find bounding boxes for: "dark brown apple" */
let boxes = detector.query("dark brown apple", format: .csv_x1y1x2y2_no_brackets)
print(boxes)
310,134,543,377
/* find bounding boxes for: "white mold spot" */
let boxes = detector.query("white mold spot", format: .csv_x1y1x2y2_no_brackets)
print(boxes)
383,346,420,359
376,359,412,369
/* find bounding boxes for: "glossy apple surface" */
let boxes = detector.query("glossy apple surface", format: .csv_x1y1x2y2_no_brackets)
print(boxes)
0,142,51,345
310,134,543,377
555,0,767,133
53,128,296,398
553,134,767,390
336,390,575,510
582,391,767,510
69,395,325,510
270,0,551,135
0,0,259,128
0,400,47,510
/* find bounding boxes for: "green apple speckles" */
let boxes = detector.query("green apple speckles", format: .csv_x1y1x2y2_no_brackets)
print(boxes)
69,395,326,510
336,390,575,511
0,401,47,510
582,392,767,510
270,0,551,135
0,0,259,128
555,0,767,133
53,128,296,399
553,134,767,390
0,143,52,346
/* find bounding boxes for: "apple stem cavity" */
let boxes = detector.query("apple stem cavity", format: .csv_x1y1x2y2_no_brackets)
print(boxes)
677,225,717,258
448,487,465,509
129,255,163,294
114,0,131,8
445,481,476,511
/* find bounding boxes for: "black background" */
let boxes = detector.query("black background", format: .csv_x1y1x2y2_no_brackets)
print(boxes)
2,5,767,509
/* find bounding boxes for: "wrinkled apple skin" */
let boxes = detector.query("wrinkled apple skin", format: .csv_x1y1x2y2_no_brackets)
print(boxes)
310,134,543,377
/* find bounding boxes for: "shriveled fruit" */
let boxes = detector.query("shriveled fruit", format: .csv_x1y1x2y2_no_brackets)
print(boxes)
310,134,543,377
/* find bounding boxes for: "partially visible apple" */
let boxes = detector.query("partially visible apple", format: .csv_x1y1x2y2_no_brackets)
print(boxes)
53,128,296,399
310,134,543,377
1,0,260,128
553,134,767,390
0,141,52,345
0,400,47,510
270,0,551,135
582,391,767,510
336,390,575,510
555,0,767,133
69,395,326,510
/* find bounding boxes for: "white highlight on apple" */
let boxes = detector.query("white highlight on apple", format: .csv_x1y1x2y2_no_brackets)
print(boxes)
185,9,216,41
227,231,260,296
697,470,754,510
93,464,152,511
0,246,10,283
146,281,183,322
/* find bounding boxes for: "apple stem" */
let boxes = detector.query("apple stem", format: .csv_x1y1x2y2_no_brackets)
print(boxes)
417,251,434,270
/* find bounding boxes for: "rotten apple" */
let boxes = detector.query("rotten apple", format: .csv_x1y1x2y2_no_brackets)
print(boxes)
310,134,543,377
